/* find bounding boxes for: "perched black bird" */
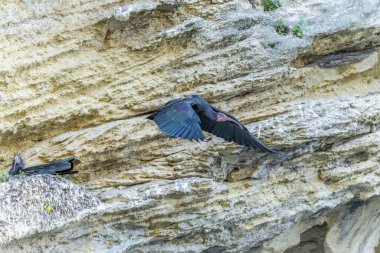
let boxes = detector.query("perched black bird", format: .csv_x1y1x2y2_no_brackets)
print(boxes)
147,95,286,158
8,155,78,176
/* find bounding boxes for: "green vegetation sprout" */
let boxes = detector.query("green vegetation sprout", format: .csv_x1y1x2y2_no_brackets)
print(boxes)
292,20,306,38
43,203,55,213
0,170,9,183
261,0,281,11
275,19,289,35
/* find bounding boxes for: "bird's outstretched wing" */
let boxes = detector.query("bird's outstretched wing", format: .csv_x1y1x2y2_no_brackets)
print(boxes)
23,157,77,175
199,108,287,158
147,100,204,141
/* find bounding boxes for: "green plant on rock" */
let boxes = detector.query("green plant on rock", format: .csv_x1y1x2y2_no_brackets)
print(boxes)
0,170,9,183
43,203,55,213
261,0,281,11
275,19,289,35
292,20,306,38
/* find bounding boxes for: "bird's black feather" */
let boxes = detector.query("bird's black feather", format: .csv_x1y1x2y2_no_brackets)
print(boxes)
147,100,204,141
21,157,77,175
199,112,287,158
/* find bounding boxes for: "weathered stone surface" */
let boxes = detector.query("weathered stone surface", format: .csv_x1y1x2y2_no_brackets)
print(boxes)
0,175,99,246
0,0,379,252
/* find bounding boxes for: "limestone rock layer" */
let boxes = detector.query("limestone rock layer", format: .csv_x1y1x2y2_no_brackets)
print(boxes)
0,0,379,252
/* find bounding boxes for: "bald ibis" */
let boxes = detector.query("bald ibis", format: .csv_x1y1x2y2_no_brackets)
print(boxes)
8,155,77,176
147,95,287,158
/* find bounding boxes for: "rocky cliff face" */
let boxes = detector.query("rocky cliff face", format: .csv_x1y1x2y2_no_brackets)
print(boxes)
0,0,379,252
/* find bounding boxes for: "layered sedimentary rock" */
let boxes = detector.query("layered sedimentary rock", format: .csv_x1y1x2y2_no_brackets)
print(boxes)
0,0,379,252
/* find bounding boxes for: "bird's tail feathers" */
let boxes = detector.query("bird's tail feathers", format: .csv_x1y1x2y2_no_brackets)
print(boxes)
267,149,289,159
250,136,289,159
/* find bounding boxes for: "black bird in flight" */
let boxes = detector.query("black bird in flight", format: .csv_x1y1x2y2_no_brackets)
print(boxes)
147,95,286,158
8,155,78,176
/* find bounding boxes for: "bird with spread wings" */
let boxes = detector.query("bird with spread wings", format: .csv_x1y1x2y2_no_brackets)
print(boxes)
147,95,287,158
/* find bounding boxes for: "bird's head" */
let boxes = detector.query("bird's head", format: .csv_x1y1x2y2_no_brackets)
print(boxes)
8,154,25,175
189,94,208,105
189,94,212,113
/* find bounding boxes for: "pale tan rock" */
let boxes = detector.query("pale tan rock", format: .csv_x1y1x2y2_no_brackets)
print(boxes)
0,0,379,252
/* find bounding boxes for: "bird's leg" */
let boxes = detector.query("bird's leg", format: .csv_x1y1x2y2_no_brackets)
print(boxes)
205,137,213,142
203,133,213,142
216,113,244,129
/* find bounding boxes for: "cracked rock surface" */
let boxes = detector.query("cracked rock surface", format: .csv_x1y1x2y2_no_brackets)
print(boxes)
0,0,379,252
